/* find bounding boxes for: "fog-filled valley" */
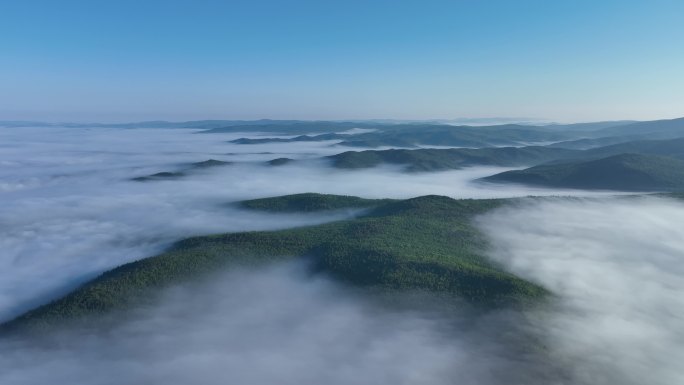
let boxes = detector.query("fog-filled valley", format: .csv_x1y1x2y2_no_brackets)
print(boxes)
0,126,628,321
1,122,684,384
4,0,684,382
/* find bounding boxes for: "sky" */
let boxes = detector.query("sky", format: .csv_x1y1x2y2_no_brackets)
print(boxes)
1,0,683,122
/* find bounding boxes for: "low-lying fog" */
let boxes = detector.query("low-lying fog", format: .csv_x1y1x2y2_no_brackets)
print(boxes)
478,197,684,385
1,126,681,384
0,126,619,321
0,262,549,385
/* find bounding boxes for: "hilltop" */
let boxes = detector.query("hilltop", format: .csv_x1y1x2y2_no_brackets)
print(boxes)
2,194,548,333
326,146,578,171
481,153,684,191
132,159,232,181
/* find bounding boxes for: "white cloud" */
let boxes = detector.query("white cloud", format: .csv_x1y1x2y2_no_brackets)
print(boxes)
0,126,619,321
0,262,543,385
1,126,674,385
477,196,684,385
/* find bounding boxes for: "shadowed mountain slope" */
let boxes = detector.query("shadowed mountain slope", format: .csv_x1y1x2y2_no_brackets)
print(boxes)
482,153,684,191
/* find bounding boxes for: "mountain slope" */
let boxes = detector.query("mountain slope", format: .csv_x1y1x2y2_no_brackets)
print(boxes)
327,146,579,171
594,117,684,137
239,193,395,212
337,124,573,147
203,121,379,134
320,137,684,172
132,159,232,181
583,137,684,159
230,133,351,144
225,123,576,147
546,135,649,150
481,153,684,191
2,194,548,332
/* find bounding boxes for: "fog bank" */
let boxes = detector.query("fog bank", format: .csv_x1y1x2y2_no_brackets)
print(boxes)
0,126,620,321
0,262,550,385
477,196,684,385
3,126,676,385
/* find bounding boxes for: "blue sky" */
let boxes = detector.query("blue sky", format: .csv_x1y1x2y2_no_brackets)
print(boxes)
1,0,683,122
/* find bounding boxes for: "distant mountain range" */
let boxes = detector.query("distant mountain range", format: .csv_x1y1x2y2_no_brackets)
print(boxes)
4,117,683,150
128,135,684,192
592,117,684,137
218,117,683,148
326,146,578,171
132,159,232,181
481,153,684,191
323,137,684,169
17,116,682,192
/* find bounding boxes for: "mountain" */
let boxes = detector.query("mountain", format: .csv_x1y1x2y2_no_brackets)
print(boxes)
335,124,576,147
583,137,684,160
593,117,684,137
541,120,636,132
266,157,294,166
327,146,579,171
481,153,684,191
317,137,684,172
546,135,648,150
239,193,395,212
202,121,380,135
225,123,576,147
2,194,548,332
132,159,231,181
3,117,678,141
230,133,351,144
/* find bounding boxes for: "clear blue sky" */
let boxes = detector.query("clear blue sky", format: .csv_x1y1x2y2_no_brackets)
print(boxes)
1,0,682,122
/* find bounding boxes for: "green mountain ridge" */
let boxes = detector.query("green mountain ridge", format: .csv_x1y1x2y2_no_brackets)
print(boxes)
326,146,580,171
481,153,684,191
132,159,232,181
227,123,576,148
239,193,396,212
583,137,684,159
312,137,684,173
593,117,684,137
230,133,351,144
2,194,548,333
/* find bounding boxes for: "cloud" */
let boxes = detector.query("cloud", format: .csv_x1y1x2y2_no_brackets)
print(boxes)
476,196,684,385
2,125,674,385
0,262,551,385
0,126,620,321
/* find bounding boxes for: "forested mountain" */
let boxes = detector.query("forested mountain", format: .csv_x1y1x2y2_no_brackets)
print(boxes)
239,193,395,212
481,153,684,191
583,137,684,159
2,194,548,333
315,137,684,173
132,159,232,181
226,123,576,147
326,146,579,171
593,117,684,137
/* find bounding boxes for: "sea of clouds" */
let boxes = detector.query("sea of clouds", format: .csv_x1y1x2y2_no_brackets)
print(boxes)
1,125,681,384
1,262,555,385
477,197,684,385
0,126,617,321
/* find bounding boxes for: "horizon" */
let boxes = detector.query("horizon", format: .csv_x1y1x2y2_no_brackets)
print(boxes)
1,115,681,126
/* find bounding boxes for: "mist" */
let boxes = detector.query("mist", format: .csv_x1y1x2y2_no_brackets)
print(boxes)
0,126,619,321
0,262,555,385
1,126,679,384
477,196,684,385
